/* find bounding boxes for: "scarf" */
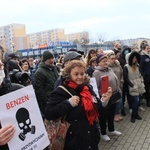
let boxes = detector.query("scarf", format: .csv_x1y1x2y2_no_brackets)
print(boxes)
65,80,99,125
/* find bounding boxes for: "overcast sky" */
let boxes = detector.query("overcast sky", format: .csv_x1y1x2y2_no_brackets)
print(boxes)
1,0,150,41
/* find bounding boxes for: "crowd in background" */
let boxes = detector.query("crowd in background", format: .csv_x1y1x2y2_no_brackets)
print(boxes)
0,39,150,150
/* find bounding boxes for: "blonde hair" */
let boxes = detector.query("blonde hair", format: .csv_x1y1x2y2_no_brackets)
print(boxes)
114,42,121,48
107,51,115,58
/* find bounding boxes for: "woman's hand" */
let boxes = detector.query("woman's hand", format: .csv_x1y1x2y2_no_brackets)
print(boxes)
101,87,112,102
0,125,15,146
69,96,80,107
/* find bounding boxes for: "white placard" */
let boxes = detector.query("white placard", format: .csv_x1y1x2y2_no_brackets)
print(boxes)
90,77,100,98
0,85,50,150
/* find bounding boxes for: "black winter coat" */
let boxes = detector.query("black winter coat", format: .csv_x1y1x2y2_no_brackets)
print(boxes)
45,84,105,150
34,62,59,114
86,66,95,77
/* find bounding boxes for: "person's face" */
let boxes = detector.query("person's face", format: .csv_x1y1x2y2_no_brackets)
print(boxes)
13,57,19,64
98,58,108,68
91,61,97,67
117,44,121,50
28,59,34,66
70,66,85,85
46,58,54,66
143,45,149,53
22,62,29,71
97,49,103,55
108,55,116,64
90,51,96,57
61,57,64,64
132,56,137,64
0,60,5,86
147,46,150,53
115,52,121,59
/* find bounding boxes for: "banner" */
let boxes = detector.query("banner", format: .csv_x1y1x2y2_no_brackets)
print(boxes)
0,85,50,150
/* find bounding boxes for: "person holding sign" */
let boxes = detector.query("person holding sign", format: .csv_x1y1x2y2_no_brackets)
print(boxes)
93,54,122,142
0,46,24,150
45,60,112,150
0,60,15,149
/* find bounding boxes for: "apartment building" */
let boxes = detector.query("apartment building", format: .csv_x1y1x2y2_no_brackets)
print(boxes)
27,28,66,48
66,31,89,43
0,23,28,53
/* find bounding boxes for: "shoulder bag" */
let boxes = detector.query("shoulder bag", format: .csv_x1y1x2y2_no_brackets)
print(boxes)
45,86,73,150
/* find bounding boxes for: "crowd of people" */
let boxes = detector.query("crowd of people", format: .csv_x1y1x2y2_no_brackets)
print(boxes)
0,39,150,150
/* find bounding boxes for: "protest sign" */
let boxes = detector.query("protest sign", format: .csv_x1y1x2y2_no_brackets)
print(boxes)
0,85,50,150
90,77,100,98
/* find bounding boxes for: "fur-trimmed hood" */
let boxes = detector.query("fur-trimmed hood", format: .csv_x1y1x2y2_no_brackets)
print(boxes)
128,51,141,66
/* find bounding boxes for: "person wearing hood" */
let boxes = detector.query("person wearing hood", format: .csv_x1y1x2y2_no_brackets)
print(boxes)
123,51,145,123
34,51,59,118
93,54,122,142
125,46,145,112
118,45,131,69
140,44,150,107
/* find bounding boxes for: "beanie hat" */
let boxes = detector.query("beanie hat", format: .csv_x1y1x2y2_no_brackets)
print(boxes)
42,51,54,62
96,54,107,64
64,51,81,63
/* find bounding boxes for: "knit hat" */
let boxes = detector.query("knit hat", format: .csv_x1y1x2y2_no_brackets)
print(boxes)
96,54,107,64
42,51,54,62
64,51,81,63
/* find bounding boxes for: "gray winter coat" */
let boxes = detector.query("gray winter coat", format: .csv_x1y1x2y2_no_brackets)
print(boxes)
92,66,120,96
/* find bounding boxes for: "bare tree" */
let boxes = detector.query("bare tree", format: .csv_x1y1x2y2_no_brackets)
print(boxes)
97,32,108,44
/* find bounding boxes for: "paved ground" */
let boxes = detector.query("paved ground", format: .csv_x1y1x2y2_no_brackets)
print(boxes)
98,101,150,150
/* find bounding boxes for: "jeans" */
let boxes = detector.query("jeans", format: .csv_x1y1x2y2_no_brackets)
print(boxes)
115,99,122,115
131,96,139,118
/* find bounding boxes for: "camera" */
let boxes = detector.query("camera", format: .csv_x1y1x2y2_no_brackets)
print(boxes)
9,69,29,85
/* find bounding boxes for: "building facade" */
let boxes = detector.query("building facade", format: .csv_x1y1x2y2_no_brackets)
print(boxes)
27,28,66,49
0,23,28,53
66,31,89,44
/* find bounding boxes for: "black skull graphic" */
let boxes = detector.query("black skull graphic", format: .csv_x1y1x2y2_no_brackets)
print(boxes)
16,107,35,141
